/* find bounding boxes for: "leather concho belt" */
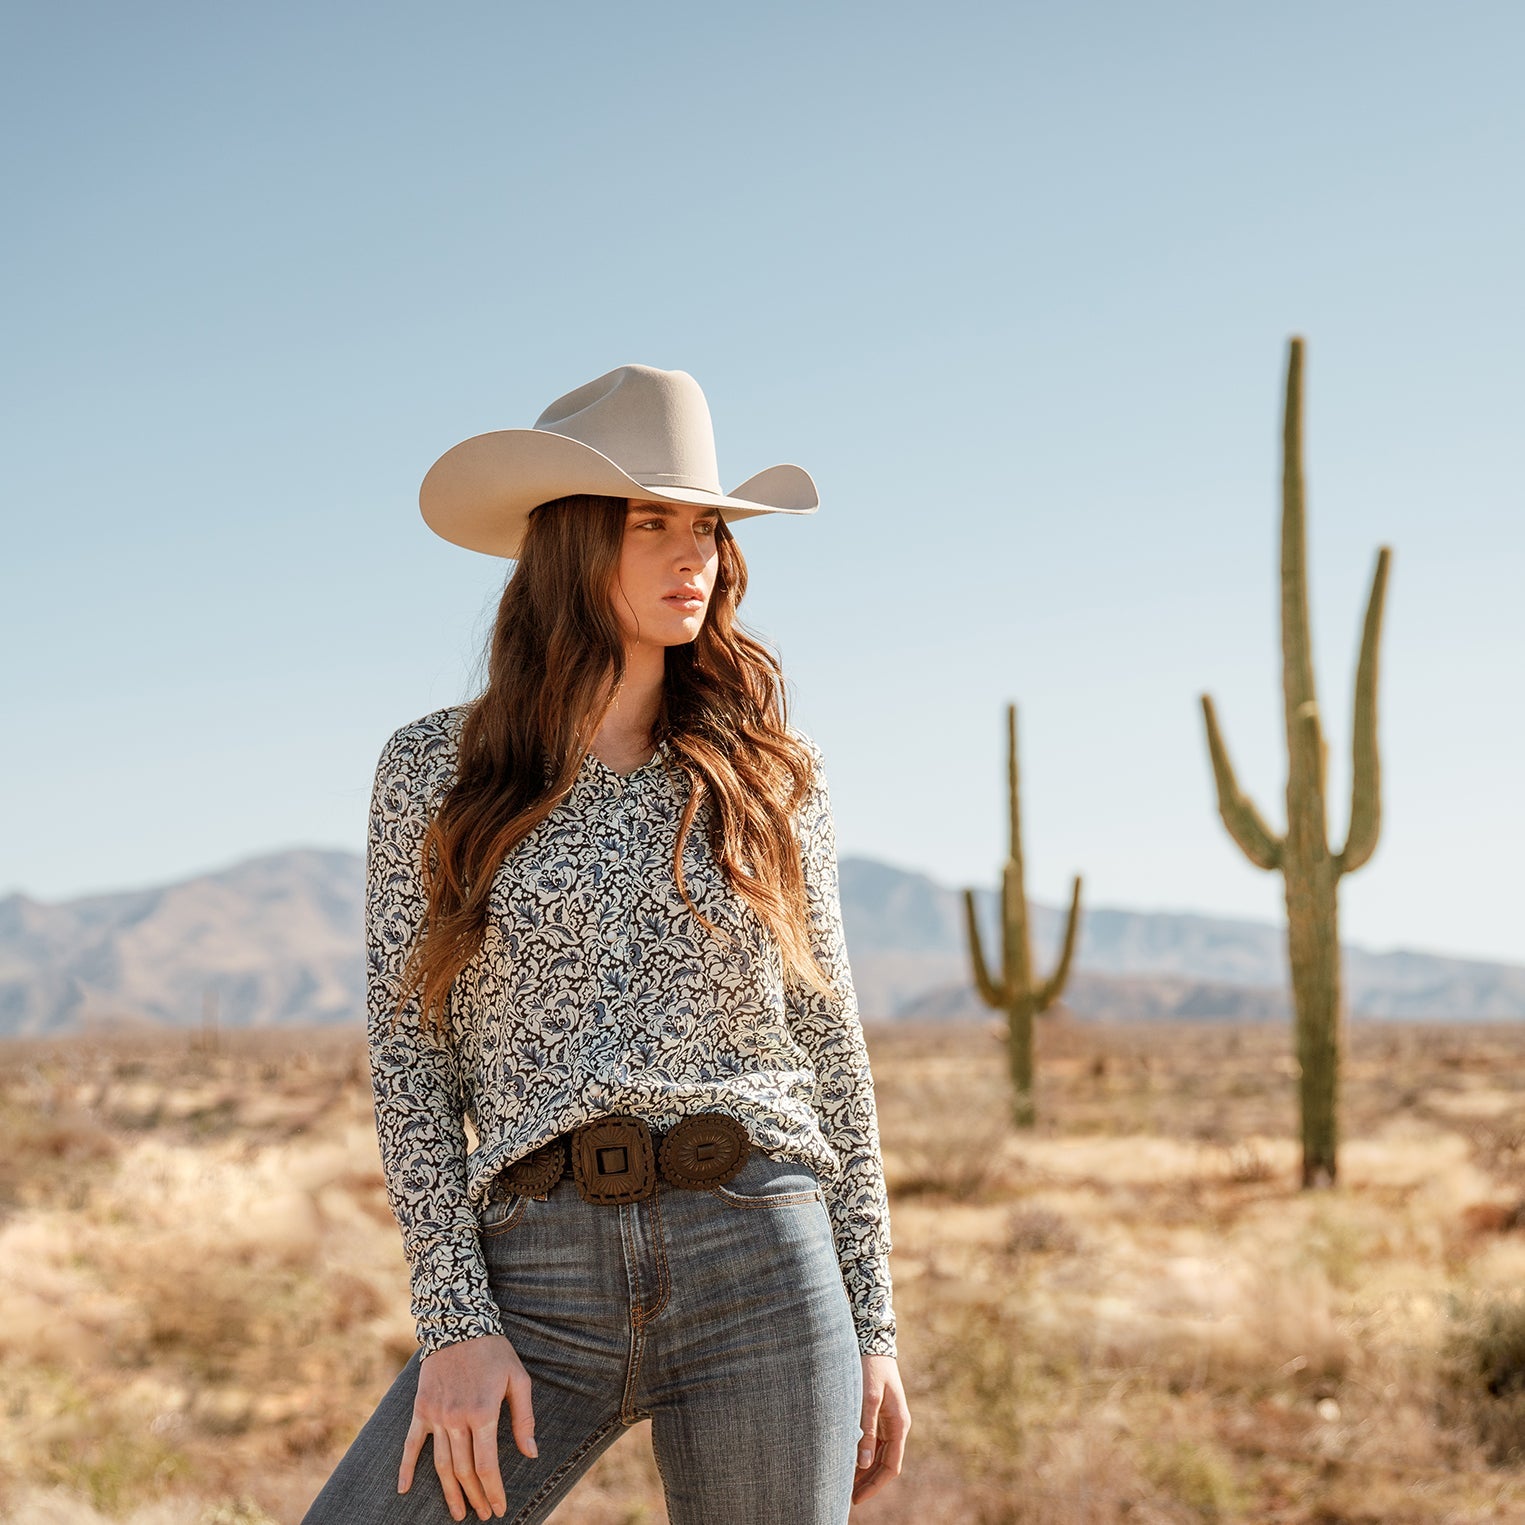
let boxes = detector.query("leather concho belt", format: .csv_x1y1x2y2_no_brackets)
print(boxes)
487,1111,752,1206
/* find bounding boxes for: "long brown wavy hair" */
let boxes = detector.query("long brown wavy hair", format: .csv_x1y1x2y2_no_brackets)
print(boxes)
394,492,836,1039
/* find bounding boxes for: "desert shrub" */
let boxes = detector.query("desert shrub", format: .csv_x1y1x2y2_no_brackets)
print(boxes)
0,1092,118,1212
1087,1261,1351,1403
1003,1205,1082,1259
201,1503,283,1525
12,1367,192,1516
1224,1140,1276,1184
1438,1292,1525,1464
1298,1202,1372,1292
920,1287,1040,1473
884,1086,1012,1201
1458,1118,1525,1185
1142,1436,1243,1521
44,1427,191,1516
122,1248,332,1383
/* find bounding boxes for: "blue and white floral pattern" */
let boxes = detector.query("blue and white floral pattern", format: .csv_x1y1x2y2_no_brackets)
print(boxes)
366,704,897,1358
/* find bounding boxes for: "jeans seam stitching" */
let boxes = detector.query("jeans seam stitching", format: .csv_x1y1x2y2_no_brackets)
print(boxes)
620,1323,646,1424
619,1203,647,1422
707,1188,823,1209
507,1413,623,1525
480,1196,530,1238
648,1413,678,1509
618,1201,640,1315
639,1190,672,1324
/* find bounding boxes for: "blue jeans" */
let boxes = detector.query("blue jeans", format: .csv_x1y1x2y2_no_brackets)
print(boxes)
301,1151,864,1524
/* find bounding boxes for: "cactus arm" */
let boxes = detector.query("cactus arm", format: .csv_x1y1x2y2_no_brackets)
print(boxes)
1200,694,1284,871
1335,546,1391,877
1037,874,1083,1011
963,887,1006,1008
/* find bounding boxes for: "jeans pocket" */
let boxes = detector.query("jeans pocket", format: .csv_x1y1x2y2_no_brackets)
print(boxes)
478,1192,533,1240
706,1153,824,1210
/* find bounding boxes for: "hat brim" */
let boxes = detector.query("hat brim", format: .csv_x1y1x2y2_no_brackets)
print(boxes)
419,428,819,559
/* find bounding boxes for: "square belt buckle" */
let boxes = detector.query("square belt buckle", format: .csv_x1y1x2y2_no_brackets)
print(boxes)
570,1114,657,1204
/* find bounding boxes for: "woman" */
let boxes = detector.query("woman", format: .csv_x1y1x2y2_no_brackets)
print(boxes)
303,364,910,1524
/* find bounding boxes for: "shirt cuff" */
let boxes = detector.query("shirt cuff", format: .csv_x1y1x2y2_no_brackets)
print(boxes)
839,1249,898,1358
405,1228,506,1359
415,1304,508,1360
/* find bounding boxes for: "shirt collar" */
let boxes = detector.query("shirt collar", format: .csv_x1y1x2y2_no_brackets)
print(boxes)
543,738,677,799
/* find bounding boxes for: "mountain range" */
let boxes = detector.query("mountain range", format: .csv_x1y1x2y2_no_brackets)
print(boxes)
1,848,1521,1037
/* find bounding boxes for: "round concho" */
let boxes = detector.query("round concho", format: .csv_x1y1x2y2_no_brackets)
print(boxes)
659,1111,750,1189
500,1138,566,1200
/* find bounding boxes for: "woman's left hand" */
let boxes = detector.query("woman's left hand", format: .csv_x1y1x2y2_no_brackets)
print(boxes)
852,1353,910,1504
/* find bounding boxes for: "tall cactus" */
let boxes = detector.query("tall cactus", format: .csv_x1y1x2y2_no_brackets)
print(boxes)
1200,335,1392,1188
963,703,1083,1128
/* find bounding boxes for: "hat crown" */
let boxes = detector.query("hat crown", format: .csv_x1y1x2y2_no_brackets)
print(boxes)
533,364,722,497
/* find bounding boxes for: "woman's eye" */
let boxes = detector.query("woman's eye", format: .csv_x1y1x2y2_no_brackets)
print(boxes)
634,518,716,534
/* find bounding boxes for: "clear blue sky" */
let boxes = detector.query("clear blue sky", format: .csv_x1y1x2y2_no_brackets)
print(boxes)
3,3,1521,964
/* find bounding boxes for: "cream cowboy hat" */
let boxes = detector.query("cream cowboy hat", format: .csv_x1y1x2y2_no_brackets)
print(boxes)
419,363,820,559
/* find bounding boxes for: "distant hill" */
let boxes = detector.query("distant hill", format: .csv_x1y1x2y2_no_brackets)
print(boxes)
0,848,1521,1037
0,850,362,1036
840,859,1525,1023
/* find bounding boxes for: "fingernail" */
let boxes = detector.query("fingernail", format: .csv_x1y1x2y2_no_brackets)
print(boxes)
858,1447,873,1466
528,1439,539,1458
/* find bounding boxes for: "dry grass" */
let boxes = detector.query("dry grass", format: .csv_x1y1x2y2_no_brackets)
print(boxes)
4,1019,1525,1521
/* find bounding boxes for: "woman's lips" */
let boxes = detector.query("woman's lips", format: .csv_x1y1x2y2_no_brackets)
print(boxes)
664,595,703,609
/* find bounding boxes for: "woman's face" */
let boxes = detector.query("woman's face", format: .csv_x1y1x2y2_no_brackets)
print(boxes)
611,498,720,648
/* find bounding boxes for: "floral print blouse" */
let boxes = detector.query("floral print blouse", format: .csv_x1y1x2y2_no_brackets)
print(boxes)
365,703,897,1359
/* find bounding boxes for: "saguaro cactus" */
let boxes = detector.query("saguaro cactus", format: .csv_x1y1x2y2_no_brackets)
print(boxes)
1201,335,1392,1189
963,703,1083,1128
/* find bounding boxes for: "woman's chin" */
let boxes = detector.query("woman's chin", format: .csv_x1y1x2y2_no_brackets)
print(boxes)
658,606,705,632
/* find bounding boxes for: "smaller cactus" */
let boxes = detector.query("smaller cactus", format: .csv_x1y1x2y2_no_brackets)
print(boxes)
963,702,1083,1127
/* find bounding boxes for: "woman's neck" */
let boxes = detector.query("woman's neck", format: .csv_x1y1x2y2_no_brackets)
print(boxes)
591,642,665,769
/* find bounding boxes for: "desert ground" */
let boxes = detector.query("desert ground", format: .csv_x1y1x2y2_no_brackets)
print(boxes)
3,1017,1525,1524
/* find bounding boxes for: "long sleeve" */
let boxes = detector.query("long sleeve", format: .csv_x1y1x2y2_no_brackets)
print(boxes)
783,735,898,1357
366,723,505,1358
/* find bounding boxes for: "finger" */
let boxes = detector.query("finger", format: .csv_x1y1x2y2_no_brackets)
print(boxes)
883,1406,911,1475
854,1403,910,1502
446,1426,494,1521
505,1366,539,1459
430,1428,470,1523
852,1450,888,1504
472,1417,508,1516
398,1415,427,1493
856,1393,882,1471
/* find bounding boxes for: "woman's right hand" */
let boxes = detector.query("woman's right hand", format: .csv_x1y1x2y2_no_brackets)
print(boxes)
398,1333,538,1522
